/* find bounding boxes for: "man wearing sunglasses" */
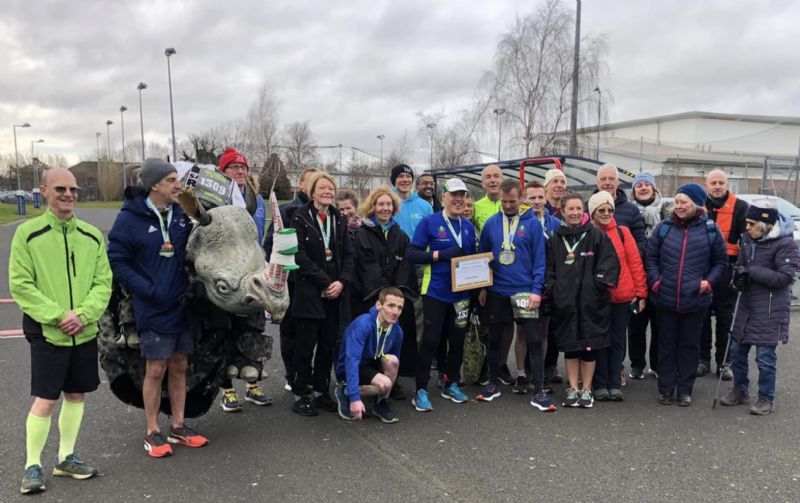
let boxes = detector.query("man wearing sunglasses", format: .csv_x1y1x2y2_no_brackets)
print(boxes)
10,167,113,494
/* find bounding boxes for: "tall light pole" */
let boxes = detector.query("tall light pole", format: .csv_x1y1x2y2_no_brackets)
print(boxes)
120,105,128,190
493,108,505,161
137,82,147,162
426,123,436,169
376,134,385,168
568,0,582,155
96,132,102,201
593,87,601,160
31,139,44,187
12,122,31,192
165,47,177,162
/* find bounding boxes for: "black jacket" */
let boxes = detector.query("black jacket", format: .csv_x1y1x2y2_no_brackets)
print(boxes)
351,218,415,315
592,188,646,257
545,221,620,352
290,201,355,319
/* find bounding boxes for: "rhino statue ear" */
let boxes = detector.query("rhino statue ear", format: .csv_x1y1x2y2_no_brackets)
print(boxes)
244,175,259,216
178,188,212,226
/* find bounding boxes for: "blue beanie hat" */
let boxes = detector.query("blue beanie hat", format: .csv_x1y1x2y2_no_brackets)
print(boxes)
676,183,707,206
632,172,656,188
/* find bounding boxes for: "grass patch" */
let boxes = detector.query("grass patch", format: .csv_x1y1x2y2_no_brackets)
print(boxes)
0,203,45,224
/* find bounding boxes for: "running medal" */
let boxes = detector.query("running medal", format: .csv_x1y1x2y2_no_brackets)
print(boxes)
499,213,519,265
316,211,333,262
160,242,175,257
562,232,586,266
146,197,174,259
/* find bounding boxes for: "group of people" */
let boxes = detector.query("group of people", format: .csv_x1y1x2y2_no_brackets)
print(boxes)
9,149,799,495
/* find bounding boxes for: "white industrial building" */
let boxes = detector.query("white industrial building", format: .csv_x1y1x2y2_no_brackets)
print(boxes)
578,111,800,202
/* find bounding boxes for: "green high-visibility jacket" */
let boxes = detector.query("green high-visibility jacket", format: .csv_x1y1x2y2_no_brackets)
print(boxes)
9,209,112,346
473,195,501,233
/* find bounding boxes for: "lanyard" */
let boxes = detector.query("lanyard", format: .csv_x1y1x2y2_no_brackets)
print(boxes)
145,197,173,245
374,318,392,360
315,210,331,251
502,213,520,251
443,213,463,248
561,232,587,256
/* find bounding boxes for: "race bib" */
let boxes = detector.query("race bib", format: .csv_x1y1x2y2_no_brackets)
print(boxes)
510,292,539,319
453,299,471,328
183,165,234,208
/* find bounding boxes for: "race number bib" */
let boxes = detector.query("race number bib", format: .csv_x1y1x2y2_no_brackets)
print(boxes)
453,299,471,328
183,165,234,208
510,292,539,319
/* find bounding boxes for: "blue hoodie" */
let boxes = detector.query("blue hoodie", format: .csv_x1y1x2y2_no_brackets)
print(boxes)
336,306,404,402
395,190,433,239
108,186,193,334
479,209,546,296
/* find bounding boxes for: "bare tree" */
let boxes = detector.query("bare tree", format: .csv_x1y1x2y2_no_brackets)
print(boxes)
384,130,415,170
281,121,318,173
486,0,607,157
245,84,280,168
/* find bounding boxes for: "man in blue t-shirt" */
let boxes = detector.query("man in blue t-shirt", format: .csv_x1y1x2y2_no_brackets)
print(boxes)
408,178,476,412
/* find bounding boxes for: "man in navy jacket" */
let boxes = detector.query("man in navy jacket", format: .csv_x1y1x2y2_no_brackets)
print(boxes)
335,287,405,423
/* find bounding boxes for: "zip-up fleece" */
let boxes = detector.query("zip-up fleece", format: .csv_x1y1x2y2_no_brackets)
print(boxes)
9,209,112,346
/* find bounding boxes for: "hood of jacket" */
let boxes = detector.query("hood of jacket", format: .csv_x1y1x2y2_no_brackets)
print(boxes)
757,213,795,242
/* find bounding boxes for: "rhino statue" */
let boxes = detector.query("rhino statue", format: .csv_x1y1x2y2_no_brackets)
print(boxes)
98,163,296,417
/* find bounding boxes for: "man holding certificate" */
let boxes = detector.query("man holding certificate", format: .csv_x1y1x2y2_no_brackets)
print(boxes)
408,178,476,412
476,179,554,411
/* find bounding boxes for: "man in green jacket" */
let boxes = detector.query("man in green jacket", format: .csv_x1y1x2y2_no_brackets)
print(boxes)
9,167,112,495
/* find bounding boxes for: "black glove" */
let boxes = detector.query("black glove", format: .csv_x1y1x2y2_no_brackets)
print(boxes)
732,265,749,290
438,247,465,261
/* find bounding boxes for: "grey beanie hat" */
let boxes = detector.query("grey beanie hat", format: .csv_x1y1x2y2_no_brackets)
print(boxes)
138,158,177,190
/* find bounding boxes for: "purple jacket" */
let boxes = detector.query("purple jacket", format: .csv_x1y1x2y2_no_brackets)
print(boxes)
733,215,800,345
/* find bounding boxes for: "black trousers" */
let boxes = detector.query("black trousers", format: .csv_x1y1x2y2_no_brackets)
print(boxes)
279,313,297,382
657,308,706,397
416,296,466,390
544,316,559,370
595,303,630,390
489,319,543,388
628,301,659,372
291,300,339,396
700,283,735,366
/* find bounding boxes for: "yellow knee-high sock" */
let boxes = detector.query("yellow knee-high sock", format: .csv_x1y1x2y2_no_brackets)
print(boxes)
58,400,84,461
25,413,51,469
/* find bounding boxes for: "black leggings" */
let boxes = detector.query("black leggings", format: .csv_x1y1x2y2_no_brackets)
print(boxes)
416,296,467,390
291,300,339,396
564,350,596,362
489,319,543,388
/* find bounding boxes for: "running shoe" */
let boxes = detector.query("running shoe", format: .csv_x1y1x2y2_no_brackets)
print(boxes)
144,432,173,458
530,390,557,412
53,454,98,479
628,368,645,380
578,389,594,408
476,383,501,402
412,389,433,412
372,398,400,423
335,383,353,420
562,388,580,407
609,388,624,401
593,388,610,401
20,465,45,494
312,392,338,413
167,425,209,448
441,382,468,403
220,388,242,412
498,365,514,386
512,376,529,394
245,385,273,406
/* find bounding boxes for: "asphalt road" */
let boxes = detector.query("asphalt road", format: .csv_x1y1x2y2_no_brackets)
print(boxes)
0,208,798,502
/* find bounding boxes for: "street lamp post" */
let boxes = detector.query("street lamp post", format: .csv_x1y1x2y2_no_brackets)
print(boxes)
426,123,436,169
492,108,506,161
31,139,44,188
105,120,113,159
12,122,31,215
137,82,147,162
120,105,128,190
165,47,177,162
594,87,601,160
96,132,102,201
376,134,385,168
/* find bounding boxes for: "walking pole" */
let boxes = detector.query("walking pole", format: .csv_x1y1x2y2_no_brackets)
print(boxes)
711,291,743,409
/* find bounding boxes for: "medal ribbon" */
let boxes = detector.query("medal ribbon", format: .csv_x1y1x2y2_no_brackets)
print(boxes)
443,213,463,248
561,232,587,258
374,318,392,360
502,214,520,251
315,209,331,252
145,197,173,247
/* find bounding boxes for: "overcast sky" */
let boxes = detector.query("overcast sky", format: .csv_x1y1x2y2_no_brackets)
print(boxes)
2,0,799,167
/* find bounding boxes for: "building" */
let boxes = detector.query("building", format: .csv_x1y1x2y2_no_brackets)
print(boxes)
68,161,140,201
578,111,800,202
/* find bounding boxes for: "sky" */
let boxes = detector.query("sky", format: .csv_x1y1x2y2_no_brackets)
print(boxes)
1,0,799,167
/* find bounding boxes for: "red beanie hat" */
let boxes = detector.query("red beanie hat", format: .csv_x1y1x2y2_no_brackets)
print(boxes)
219,147,248,173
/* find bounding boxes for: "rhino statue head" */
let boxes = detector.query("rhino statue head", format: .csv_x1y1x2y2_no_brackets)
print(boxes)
185,202,274,315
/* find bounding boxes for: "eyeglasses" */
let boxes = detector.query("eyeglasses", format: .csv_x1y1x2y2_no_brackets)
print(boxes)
596,208,614,215
226,165,248,172
52,186,80,195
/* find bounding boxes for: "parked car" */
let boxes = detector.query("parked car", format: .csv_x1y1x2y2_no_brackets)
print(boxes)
736,194,800,244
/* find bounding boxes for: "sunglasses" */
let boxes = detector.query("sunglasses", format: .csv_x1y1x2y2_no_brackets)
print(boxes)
596,208,614,215
52,186,80,195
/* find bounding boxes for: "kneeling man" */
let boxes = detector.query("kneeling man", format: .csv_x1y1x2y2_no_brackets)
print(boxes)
335,288,405,423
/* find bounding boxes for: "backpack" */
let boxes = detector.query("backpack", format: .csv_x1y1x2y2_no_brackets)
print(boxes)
657,219,718,248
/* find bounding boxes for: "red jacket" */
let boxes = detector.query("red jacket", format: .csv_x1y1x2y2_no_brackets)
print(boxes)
599,218,648,303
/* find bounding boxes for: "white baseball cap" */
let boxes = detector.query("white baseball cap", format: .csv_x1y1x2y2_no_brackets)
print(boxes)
442,178,468,193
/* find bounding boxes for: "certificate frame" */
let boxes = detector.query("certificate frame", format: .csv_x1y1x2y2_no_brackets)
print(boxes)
451,252,494,292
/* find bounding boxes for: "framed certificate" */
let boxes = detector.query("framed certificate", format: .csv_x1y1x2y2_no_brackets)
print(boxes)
451,252,494,292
